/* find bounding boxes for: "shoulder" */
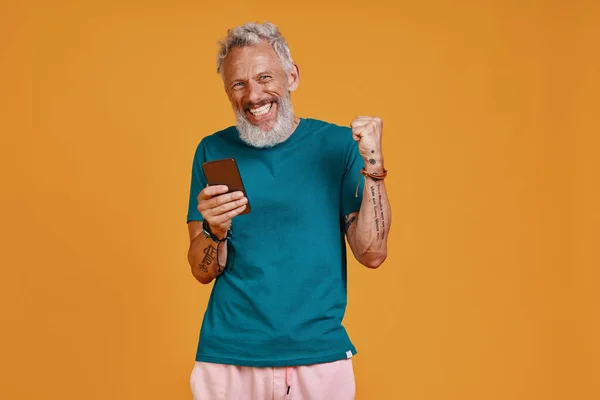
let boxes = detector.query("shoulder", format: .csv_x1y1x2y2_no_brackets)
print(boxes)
199,126,238,147
303,118,353,147
304,118,351,134
192,126,238,154
302,118,359,167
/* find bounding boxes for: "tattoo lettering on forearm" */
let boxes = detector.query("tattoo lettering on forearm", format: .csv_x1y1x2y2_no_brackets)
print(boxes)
199,244,217,273
344,215,357,232
370,185,380,239
198,263,208,273
377,183,385,240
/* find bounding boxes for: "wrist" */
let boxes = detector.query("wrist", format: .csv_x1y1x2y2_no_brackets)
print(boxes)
203,220,230,242
363,156,385,174
211,227,229,240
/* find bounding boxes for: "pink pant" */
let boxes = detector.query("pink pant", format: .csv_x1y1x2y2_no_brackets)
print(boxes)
190,359,355,400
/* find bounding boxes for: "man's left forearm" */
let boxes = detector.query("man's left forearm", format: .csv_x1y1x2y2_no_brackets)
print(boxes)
353,158,391,268
347,116,391,268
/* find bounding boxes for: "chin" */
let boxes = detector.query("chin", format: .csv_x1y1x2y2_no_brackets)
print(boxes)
255,121,277,132
234,91,295,148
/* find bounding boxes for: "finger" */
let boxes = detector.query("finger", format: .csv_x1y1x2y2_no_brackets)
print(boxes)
198,191,244,214
204,191,244,211
199,185,229,200
356,116,381,121
209,196,248,218
352,117,382,126
351,120,372,129
351,118,370,126
211,204,247,224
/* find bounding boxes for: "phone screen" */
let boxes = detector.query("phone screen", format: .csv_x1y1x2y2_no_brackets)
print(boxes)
202,158,251,215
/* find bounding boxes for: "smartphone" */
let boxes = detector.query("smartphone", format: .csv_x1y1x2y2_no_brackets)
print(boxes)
202,158,251,215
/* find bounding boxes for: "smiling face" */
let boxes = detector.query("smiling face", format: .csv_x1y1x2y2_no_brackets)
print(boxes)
222,41,299,147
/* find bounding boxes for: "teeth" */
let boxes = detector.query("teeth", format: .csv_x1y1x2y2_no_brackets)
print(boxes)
249,103,272,116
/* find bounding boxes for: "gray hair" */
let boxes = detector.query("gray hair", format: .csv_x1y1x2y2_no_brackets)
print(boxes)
216,21,293,75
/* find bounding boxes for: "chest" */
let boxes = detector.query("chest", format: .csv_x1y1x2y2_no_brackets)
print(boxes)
206,142,345,229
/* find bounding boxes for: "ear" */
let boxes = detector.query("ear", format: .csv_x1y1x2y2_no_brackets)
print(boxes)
287,63,300,92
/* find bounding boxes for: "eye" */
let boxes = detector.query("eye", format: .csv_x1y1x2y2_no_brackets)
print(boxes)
232,82,245,89
259,75,271,81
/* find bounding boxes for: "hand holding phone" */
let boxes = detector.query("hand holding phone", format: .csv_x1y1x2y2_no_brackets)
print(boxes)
197,158,250,238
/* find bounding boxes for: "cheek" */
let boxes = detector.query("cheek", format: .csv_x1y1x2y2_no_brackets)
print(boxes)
228,93,244,109
265,83,286,97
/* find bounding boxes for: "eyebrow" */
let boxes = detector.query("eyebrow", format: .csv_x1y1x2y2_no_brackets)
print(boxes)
228,70,276,87
255,70,274,78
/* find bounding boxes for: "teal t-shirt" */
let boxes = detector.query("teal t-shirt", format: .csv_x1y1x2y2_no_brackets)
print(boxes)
186,118,365,367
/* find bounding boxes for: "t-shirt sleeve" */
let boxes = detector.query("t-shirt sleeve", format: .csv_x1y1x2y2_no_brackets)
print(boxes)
186,140,207,223
340,130,365,217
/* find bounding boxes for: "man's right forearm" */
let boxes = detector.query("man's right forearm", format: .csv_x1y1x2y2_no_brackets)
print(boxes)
188,233,228,284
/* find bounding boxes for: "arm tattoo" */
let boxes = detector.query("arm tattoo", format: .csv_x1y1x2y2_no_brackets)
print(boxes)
199,244,217,273
344,215,357,232
377,183,385,240
370,185,380,239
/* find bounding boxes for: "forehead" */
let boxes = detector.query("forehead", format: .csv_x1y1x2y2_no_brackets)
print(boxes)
223,42,284,80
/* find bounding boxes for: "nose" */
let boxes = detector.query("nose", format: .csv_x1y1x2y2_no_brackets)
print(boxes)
246,79,264,105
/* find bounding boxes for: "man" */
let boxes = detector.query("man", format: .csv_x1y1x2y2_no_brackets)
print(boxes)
186,21,391,399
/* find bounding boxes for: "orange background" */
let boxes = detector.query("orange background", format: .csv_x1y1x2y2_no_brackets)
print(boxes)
1,1,598,399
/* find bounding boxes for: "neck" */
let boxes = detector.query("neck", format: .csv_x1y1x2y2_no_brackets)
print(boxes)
272,115,300,146
292,114,301,131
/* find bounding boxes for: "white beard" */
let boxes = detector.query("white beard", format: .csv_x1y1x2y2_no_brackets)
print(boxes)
234,91,295,148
